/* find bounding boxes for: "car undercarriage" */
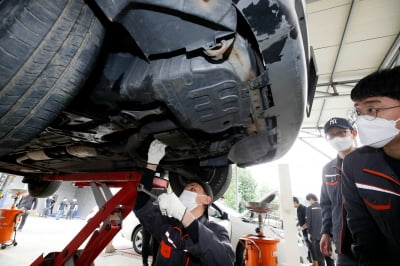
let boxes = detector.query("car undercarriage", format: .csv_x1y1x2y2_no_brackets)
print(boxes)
0,0,317,198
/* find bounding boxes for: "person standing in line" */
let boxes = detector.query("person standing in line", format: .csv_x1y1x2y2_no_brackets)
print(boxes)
293,196,313,263
67,198,78,219
42,196,55,217
342,66,400,266
306,193,334,266
16,193,37,231
319,117,358,266
56,197,68,220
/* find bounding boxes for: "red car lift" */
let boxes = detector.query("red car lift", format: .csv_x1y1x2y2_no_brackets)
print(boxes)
30,171,168,266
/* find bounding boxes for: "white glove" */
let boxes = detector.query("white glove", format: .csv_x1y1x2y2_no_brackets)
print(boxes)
147,139,166,165
158,192,186,221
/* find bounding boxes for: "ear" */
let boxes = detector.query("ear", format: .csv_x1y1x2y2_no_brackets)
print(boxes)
198,194,212,205
204,195,212,205
351,129,358,138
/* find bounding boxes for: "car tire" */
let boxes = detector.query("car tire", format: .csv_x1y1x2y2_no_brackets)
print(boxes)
132,225,144,254
0,0,105,156
169,165,231,200
26,179,62,198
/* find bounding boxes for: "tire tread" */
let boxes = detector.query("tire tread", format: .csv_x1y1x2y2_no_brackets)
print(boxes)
0,0,105,155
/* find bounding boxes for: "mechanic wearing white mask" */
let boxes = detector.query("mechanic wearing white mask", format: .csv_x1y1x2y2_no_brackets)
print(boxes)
134,140,234,266
342,66,400,266
320,117,358,266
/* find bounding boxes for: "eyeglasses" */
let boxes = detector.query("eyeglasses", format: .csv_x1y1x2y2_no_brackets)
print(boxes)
348,105,400,122
326,129,349,140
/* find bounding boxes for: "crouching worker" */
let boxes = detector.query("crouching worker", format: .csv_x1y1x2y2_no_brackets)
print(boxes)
134,140,234,266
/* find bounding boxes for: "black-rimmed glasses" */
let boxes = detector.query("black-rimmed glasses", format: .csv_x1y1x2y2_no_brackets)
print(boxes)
348,105,400,122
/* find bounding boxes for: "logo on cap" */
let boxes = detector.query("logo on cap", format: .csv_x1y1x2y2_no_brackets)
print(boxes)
329,119,337,125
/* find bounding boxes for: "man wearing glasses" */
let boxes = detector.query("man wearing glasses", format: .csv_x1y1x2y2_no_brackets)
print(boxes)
319,117,358,266
342,66,400,266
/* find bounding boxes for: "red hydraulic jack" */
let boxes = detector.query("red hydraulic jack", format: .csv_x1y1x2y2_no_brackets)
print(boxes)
31,171,168,266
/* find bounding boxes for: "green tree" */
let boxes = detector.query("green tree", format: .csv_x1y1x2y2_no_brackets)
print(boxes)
223,166,265,213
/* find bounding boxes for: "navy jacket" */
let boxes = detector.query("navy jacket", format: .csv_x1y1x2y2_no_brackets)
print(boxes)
320,155,343,247
342,146,400,266
134,168,234,266
306,202,322,241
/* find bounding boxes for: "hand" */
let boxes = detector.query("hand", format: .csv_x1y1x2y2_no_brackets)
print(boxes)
320,233,332,256
147,139,166,165
158,192,186,221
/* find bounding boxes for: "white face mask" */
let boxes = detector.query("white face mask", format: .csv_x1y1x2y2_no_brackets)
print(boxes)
356,115,400,148
327,136,354,152
179,190,199,211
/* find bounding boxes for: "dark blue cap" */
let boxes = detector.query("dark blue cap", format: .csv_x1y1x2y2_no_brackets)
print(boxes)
324,117,353,133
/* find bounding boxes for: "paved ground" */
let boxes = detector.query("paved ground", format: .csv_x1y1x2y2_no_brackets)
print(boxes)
0,215,149,266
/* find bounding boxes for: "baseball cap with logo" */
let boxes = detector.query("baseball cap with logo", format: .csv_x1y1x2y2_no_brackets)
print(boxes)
324,117,353,133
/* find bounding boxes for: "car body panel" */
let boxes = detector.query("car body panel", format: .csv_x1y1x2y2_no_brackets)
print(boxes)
0,0,315,198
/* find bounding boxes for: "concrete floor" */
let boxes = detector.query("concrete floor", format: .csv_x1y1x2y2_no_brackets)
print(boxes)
0,215,148,266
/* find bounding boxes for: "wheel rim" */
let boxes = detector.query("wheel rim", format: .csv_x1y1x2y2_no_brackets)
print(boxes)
133,229,143,252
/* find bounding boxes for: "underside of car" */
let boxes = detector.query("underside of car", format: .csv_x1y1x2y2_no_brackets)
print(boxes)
0,0,317,198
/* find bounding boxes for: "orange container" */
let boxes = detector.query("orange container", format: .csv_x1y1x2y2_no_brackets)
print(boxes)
244,235,279,266
0,209,23,244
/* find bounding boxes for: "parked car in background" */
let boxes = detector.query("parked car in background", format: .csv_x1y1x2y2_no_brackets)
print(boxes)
0,0,317,200
119,208,143,254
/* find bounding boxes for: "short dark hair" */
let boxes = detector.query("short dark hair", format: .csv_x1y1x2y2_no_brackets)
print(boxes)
306,193,318,202
293,197,299,204
351,66,400,101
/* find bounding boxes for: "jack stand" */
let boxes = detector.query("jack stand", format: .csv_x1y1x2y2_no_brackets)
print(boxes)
30,171,168,266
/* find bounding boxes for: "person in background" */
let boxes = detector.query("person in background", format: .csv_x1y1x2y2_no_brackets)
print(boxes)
56,197,68,220
16,193,37,231
306,193,334,266
134,140,234,266
67,198,78,219
319,117,358,266
342,66,400,266
293,196,313,263
42,196,55,217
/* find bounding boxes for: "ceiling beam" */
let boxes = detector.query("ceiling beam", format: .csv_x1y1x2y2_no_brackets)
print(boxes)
316,79,359,87
314,93,350,99
379,32,400,70
328,0,356,88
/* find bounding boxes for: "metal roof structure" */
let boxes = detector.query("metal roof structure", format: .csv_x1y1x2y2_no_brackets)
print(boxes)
301,0,400,140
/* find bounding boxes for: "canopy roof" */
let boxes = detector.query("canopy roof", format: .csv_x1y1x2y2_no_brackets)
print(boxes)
302,0,399,139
